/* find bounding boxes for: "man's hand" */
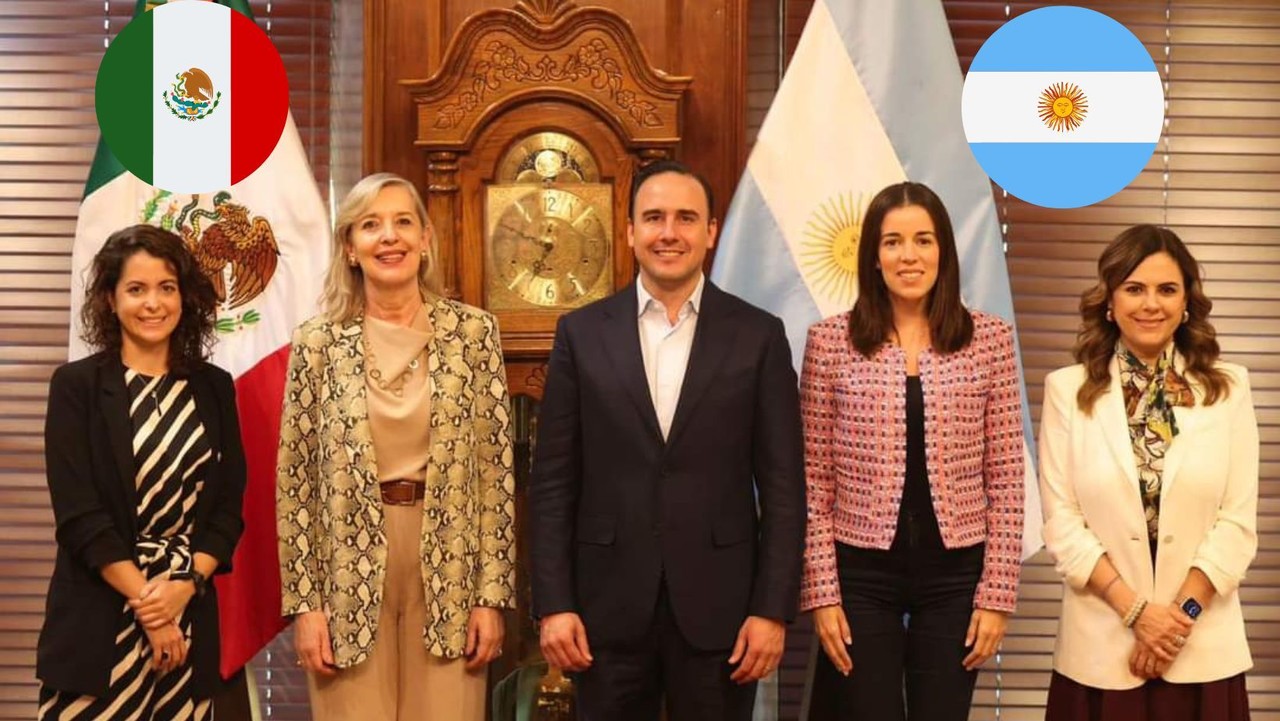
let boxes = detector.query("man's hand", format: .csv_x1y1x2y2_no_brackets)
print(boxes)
728,616,785,684
539,612,593,672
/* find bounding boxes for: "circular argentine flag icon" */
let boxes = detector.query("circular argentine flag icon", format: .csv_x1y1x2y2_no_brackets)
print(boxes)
961,6,1164,209
95,0,289,195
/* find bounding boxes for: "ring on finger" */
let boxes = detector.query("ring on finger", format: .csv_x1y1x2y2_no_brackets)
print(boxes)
1174,634,1186,647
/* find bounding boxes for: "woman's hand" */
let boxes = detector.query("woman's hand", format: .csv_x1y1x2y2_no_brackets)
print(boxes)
294,610,337,676
1130,644,1170,679
813,605,853,676
1132,603,1192,662
464,606,505,671
143,621,188,674
963,609,1009,670
128,578,195,630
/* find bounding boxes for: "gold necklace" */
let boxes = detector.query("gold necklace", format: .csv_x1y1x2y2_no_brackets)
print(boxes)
362,333,420,398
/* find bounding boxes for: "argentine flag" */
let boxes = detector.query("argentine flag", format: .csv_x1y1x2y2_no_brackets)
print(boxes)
962,6,1164,208
714,5,1044,713
712,0,1042,555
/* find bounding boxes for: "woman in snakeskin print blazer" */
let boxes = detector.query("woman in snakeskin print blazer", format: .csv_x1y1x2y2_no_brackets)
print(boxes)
275,173,516,720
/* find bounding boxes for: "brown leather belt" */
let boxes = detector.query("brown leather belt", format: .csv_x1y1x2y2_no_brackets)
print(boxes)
379,479,424,506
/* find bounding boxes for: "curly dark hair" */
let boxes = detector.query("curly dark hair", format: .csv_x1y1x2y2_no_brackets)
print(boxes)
1074,224,1230,414
80,224,219,376
848,181,973,357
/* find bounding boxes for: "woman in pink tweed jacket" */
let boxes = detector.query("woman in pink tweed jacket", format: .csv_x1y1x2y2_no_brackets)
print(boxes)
799,182,1025,721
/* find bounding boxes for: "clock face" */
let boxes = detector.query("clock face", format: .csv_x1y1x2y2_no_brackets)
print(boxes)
486,185,612,309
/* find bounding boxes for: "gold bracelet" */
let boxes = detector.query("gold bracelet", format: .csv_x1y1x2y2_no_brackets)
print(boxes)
1123,597,1148,628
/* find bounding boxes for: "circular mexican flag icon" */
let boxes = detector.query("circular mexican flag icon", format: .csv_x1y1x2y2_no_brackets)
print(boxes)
95,0,289,194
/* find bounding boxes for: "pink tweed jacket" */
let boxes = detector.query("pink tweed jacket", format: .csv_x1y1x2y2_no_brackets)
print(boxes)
799,310,1024,613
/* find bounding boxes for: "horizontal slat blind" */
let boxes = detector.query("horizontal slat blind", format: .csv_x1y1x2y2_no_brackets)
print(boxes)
943,2,1280,720
0,1,332,717
762,2,1280,720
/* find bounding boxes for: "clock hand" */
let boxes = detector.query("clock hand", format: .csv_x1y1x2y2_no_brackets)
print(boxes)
500,222,540,243
539,223,557,251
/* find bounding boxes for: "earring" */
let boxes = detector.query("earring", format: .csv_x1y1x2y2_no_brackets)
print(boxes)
347,254,357,267
1183,310,1190,324
420,251,427,261
1105,308,1113,322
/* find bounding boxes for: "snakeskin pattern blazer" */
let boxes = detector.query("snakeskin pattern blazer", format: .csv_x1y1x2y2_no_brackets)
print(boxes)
276,296,516,667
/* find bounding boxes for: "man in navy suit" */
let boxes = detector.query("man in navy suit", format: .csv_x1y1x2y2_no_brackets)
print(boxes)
529,160,805,721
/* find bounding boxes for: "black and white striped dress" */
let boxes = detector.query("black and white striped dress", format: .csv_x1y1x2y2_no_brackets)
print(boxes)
38,370,214,720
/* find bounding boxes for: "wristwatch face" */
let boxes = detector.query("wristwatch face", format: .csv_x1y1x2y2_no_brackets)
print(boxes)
1181,596,1203,619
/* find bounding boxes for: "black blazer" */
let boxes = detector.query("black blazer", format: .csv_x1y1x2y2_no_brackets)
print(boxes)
529,282,806,651
36,351,246,697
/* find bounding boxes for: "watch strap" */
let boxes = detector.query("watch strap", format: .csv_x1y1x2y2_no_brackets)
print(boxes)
171,569,208,597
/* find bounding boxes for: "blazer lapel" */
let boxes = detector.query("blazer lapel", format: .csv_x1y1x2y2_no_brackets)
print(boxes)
188,368,221,462
664,282,737,449
1099,358,1141,488
334,319,381,507
427,297,466,482
1161,354,1202,496
97,356,139,511
600,286,663,443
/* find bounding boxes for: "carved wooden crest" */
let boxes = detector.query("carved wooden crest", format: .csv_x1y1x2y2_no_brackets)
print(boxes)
402,0,691,150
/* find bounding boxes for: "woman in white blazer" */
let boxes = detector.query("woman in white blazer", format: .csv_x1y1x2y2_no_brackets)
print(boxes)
1039,225,1258,721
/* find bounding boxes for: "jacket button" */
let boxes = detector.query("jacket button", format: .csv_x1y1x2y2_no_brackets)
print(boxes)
1163,535,1174,544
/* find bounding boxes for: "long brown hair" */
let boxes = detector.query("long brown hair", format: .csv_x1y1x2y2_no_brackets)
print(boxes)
80,224,219,376
1074,224,1229,413
848,182,973,357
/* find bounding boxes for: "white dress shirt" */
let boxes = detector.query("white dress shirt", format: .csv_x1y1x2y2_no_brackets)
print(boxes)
636,275,704,440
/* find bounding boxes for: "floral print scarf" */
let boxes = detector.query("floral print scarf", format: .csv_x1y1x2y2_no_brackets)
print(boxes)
1118,342,1195,540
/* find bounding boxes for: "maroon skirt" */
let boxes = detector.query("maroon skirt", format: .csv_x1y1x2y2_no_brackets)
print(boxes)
1045,671,1250,721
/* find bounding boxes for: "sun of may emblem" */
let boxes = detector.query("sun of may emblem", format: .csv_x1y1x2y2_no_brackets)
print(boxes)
799,193,863,308
162,67,221,121
1038,81,1088,132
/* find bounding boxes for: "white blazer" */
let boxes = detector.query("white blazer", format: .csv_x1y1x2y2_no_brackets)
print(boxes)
1038,358,1258,689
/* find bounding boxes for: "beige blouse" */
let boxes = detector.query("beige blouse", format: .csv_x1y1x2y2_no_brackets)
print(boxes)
363,305,432,483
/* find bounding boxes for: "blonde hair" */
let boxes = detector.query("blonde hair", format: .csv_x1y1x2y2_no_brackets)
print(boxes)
320,172,443,323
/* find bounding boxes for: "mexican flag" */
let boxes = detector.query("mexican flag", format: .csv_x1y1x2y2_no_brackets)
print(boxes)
94,0,288,193
71,0,328,679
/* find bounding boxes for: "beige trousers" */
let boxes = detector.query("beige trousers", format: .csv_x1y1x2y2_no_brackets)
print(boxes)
307,502,487,721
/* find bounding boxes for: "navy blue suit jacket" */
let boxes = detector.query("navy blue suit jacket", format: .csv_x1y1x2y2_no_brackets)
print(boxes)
529,281,805,651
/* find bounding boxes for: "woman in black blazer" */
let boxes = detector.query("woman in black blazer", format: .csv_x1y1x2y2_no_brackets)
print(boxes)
36,225,246,719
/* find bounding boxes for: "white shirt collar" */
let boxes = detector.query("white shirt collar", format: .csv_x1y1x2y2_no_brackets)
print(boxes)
636,274,706,318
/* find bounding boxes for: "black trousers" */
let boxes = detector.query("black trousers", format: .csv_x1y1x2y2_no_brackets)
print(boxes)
811,541,985,721
573,581,757,721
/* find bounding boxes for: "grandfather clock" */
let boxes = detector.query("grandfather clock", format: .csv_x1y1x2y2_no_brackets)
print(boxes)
402,0,690,713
